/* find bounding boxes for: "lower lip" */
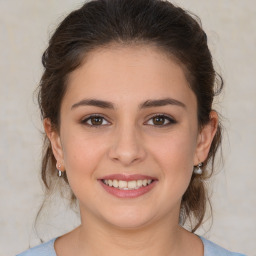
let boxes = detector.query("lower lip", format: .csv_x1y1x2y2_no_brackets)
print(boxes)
99,180,157,198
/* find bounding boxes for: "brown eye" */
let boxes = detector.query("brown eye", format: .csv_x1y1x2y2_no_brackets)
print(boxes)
146,114,176,127
91,116,103,125
152,116,165,125
82,115,109,127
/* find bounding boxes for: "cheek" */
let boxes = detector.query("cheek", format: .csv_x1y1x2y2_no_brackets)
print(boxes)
60,131,107,192
150,127,197,170
149,127,197,197
62,129,104,164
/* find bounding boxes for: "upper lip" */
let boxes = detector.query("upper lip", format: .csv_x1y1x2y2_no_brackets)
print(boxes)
99,174,158,181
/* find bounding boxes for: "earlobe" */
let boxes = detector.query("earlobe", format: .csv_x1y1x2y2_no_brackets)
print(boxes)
43,118,64,164
194,111,218,165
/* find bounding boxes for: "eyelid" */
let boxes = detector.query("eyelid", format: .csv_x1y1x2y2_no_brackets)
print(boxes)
144,113,177,126
81,113,177,128
81,114,111,127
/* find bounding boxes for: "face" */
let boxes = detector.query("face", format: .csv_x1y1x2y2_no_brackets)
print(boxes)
45,44,217,229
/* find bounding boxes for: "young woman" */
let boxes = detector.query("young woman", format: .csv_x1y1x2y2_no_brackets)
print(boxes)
17,0,246,255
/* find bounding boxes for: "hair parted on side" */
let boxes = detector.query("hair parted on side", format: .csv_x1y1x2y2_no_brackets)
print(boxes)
37,0,223,233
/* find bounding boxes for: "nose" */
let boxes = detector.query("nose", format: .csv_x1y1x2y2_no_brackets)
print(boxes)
108,124,146,166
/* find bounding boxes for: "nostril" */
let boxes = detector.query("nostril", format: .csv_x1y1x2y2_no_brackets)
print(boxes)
108,143,147,166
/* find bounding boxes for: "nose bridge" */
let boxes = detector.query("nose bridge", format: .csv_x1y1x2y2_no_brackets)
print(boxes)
108,118,146,166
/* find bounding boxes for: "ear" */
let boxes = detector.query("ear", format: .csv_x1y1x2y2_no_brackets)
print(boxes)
43,118,64,170
194,111,218,165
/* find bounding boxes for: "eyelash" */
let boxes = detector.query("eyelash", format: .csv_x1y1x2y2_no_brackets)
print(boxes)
146,114,177,126
81,114,177,128
81,114,110,127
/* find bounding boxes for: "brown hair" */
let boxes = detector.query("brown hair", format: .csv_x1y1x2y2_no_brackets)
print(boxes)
37,0,223,233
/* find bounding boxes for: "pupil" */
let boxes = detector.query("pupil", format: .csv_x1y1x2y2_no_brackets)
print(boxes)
92,117,102,125
154,116,164,125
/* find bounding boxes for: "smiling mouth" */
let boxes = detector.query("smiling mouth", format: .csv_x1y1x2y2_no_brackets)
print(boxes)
101,179,154,190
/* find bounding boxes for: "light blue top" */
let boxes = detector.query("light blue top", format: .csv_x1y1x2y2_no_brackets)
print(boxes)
17,236,246,256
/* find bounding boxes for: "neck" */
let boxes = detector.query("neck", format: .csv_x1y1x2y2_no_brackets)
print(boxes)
75,209,185,256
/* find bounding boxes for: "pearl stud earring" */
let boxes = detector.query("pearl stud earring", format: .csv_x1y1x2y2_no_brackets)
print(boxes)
194,163,203,175
57,163,62,177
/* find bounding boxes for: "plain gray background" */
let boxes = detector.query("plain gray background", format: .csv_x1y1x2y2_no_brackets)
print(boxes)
0,1,255,255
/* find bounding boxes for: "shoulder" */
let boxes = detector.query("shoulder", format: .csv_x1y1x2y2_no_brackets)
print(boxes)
16,237,57,256
200,236,247,256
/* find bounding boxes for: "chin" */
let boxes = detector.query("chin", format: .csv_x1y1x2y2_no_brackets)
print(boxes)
108,218,152,230
101,207,156,230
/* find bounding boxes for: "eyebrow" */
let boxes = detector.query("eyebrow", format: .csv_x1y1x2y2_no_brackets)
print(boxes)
140,98,186,109
71,99,115,110
71,98,186,110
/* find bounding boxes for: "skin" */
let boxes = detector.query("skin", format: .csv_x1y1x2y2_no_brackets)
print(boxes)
44,44,218,256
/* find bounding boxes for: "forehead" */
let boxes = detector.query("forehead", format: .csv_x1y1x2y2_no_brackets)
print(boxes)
65,44,196,108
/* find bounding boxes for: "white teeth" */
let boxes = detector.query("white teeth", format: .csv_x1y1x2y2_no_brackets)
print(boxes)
128,180,137,189
119,180,127,189
103,179,153,190
137,180,143,187
112,179,118,188
142,180,148,186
